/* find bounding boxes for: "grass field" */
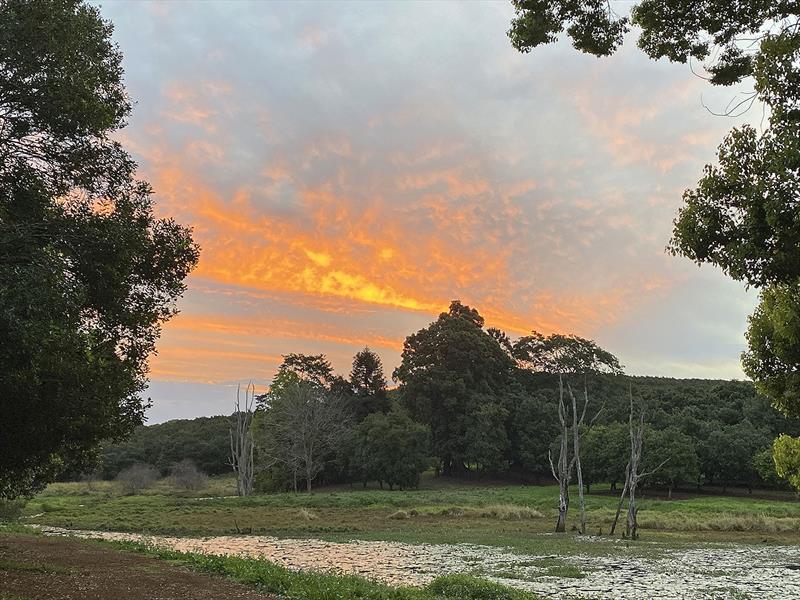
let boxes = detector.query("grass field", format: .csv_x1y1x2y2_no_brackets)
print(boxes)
20,474,800,557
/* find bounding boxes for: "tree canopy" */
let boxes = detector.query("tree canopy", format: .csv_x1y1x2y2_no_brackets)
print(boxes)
0,0,198,499
393,301,520,475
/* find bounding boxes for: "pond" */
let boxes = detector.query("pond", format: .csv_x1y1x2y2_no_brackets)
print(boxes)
37,526,800,599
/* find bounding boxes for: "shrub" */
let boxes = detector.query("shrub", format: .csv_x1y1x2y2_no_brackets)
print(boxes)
170,459,208,491
475,504,544,520
426,574,538,599
116,463,159,495
0,499,25,521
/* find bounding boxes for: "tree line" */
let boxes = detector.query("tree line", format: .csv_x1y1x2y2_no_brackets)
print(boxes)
97,301,800,499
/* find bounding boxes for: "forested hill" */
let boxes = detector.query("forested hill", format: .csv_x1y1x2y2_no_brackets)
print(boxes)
93,375,799,492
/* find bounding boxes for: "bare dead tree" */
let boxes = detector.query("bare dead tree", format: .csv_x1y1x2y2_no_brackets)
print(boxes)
549,375,596,533
260,380,349,493
566,381,601,535
610,384,668,538
229,382,256,497
548,375,573,533
609,459,630,536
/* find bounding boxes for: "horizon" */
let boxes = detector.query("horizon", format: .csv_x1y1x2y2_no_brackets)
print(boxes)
96,1,761,423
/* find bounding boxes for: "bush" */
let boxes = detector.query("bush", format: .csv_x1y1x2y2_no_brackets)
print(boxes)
426,574,538,599
116,463,159,495
170,459,208,491
0,499,25,521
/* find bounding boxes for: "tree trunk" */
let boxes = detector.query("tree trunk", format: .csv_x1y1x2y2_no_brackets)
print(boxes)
668,485,672,500
610,462,629,535
626,484,638,540
555,483,568,533
569,384,586,534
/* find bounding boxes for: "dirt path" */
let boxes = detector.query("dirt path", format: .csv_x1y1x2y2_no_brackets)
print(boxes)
0,534,277,600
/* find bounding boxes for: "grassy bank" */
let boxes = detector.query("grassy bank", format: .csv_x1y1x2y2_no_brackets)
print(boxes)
20,475,800,555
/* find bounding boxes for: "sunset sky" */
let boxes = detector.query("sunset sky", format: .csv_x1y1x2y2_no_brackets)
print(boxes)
99,1,762,422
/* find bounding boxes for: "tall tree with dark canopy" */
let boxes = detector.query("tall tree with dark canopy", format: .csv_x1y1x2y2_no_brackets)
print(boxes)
508,1,800,418
0,0,198,499
394,301,519,476
350,347,390,421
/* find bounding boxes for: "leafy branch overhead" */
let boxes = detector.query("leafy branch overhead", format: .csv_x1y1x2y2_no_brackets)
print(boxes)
0,0,199,499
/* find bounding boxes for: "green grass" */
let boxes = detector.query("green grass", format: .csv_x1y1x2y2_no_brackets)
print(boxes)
0,558,73,575
21,474,800,558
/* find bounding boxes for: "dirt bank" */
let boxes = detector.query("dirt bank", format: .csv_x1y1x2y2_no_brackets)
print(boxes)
0,534,277,600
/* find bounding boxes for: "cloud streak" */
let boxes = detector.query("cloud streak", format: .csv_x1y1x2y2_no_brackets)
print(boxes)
96,0,761,420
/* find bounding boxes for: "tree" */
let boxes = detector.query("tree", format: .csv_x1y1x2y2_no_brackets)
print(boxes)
515,331,621,533
98,416,233,478
357,409,430,490
582,422,629,492
394,301,519,476
698,421,767,491
0,0,198,499
644,427,699,499
742,283,800,417
116,463,159,496
508,1,800,416
170,459,208,491
510,390,559,481
773,434,800,492
230,383,256,497
752,446,784,489
270,353,335,393
350,347,390,421
257,378,350,492
513,331,623,376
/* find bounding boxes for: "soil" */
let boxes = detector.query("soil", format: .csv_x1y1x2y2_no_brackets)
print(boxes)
0,534,277,600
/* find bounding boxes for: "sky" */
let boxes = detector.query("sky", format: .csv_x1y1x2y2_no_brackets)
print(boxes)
96,1,762,423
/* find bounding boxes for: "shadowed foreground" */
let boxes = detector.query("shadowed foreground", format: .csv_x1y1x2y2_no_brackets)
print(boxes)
0,534,276,600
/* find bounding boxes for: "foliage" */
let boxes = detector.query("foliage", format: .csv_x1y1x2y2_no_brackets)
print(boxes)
582,423,629,489
0,0,198,499
742,282,800,417
752,447,783,489
697,422,768,490
267,353,335,398
644,427,699,493
116,463,159,495
169,459,208,491
349,347,391,421
773,434,800,492
0,499,26,522
512,331,623,375
394,301,521,475
507,1,800,418
256,378,351,492
98,416,232,478
426,574,537,600
355,409,430,490
509,390,558,480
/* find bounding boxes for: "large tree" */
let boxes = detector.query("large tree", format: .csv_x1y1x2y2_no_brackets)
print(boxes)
349,347,390,421
393,301,520,475
0,0,198,499
508,1,800,418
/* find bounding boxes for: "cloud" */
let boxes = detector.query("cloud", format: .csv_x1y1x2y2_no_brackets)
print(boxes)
95,0,763,420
